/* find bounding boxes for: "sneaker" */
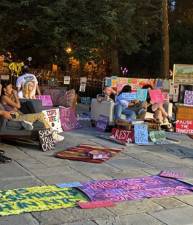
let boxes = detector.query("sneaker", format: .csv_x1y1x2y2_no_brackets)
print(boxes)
21,121,34,131
52,131,64,143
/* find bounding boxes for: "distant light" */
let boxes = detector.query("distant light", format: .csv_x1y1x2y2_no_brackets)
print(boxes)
65,47,72,54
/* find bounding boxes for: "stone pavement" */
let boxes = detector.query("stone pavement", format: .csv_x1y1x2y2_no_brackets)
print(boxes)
1,127,193,225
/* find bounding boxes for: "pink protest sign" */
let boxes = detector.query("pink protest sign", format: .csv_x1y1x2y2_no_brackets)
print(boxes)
36,95,53,107
149,90,164,104
176,120,193,134
59,107,79,131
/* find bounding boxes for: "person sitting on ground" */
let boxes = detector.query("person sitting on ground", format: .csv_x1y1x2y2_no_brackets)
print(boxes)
142,84,170,124
103,87,117,101
114,85,146,122
16,65,41,99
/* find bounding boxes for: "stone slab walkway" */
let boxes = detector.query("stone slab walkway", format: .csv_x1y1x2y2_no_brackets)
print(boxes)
0,127,193,225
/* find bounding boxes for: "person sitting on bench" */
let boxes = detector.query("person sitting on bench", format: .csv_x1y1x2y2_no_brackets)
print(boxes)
1,81,50,130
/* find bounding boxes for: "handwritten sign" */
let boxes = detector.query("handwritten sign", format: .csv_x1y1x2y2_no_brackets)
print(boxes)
39,129,55,152
59,106,79,131
0,185,87,216
80,97,91,105
43,108,62,132
149,89,164,104
134,124,148,145
184,90,193,105
136,89,147,101
111,128,134,143
176,120,193,134
63,76,70,85
149,130,166,143
96,115,109,131
36,95,53,107
120,92,137,101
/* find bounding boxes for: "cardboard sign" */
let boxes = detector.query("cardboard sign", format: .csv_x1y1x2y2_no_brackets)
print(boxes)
184,90,193,105
63,76,70,85
36,95,53,107
59,106,79,131
149,130,166,143
80,97,91,105
120,92,137,101
43,108,62,132
173,64,193,85
136,89,147,101
96,115,109,131
39,129,55,151
78,201,115,209
176,120,193,134
0,185,87,216
134,124,148,144
111,128,134,143
149,89,164,104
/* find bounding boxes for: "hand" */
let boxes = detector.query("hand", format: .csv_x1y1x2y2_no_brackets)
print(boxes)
12,89,18,97
132,100,139,104
1,111,12,120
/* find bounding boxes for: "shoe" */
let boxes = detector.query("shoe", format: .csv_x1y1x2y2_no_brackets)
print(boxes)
0,153,12,163
0,150,4,155
52,131,64,143
21,121,34,131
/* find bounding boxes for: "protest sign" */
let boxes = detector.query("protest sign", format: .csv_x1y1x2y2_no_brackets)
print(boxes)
79,77,87,92
111,128,134,143
173,64,193,85
80,97,91,105
39,129,55,151
59,107,79,131
136,89,147,101
43,108,62,132
149,89,164,104
0,185,87,216
149,130,166,143
105,77,112,87
134,124,148,145
63,76,70,85
96,115,109,131
120,92,137,101
36,95,53,107
176,120,193,134
184,90,193,105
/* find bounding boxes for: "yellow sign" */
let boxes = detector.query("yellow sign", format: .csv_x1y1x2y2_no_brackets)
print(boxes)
0,185,87,216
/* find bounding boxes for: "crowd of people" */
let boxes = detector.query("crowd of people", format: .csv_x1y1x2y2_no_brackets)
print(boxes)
103,85,171,126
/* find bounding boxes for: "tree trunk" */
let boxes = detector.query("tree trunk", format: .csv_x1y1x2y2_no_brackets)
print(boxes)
111,47,119,76
162,0,170,78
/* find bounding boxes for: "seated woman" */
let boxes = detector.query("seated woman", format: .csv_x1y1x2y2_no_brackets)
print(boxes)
114,85,146,122
1,81,50,130
142,84,170,124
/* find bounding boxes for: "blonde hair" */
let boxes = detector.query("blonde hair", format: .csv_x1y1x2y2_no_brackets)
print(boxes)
23,81,35,99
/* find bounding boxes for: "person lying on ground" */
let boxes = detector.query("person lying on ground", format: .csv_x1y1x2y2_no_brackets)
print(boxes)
114,85,146,122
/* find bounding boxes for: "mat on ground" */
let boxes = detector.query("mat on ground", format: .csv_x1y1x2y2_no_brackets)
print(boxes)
0,185,88,216
55,144,122,163
78,174,193,202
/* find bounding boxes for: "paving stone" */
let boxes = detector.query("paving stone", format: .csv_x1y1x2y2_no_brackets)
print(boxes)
62,221,96,225
0,162,32,179
95,213,165,225
0,176,44,189
107,156,153,170
106,169,148,179
108,199,163,216
0,213,39,225
175,194,193,206
33,207,114,225
17,159,48,170
152,197,187,209
151,206,193,225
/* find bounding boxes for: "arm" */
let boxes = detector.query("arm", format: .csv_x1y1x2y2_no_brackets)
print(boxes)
36,84,41,95
2,92,21,109
0,110,12,120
